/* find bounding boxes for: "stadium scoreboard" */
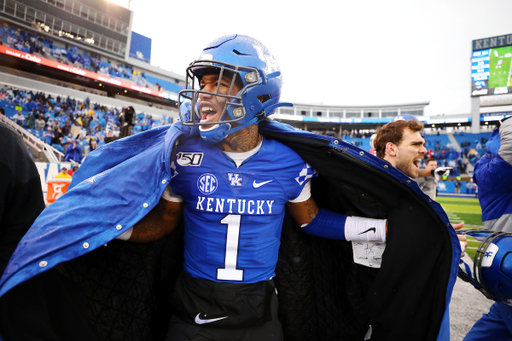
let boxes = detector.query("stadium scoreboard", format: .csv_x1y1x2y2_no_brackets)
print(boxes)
472,33,512,97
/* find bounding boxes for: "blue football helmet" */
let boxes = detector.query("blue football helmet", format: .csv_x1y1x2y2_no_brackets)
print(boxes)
178,34,289,143
458,229,512,305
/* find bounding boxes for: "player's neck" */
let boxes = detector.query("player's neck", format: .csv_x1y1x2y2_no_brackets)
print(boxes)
218,125,261,153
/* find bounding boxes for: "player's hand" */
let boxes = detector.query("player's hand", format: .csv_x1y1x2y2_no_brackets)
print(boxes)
452,222,464,230
458,235,468,257
452,222,467,257
433,166,452,180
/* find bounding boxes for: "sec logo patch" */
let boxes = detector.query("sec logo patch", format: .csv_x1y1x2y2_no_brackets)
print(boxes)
197,173,218,195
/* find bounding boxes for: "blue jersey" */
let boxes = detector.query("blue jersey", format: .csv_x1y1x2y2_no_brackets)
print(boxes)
171,136,313,283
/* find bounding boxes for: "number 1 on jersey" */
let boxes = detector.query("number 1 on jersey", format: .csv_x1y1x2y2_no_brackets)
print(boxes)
217,214,244,281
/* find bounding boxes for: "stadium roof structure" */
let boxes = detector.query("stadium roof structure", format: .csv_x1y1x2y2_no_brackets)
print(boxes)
272,101,429,130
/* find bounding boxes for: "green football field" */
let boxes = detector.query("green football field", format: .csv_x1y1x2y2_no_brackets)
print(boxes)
488,46,512,88
437,197,483,259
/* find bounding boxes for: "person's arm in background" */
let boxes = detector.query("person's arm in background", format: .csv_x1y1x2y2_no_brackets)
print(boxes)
474,117,512,206
418,167,452,179
499,116,512,167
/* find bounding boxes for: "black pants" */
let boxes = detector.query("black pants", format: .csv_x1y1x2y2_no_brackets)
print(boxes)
165,273,283,341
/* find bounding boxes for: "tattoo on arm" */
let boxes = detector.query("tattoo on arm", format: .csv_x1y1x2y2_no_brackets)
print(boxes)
304,198,318,220
129,200,183,243
286,197,319,226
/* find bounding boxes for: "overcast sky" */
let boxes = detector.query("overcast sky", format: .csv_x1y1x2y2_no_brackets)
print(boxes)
124,0,512,116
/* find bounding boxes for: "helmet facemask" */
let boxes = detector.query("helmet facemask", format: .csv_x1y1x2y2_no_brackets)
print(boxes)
178,60,263,143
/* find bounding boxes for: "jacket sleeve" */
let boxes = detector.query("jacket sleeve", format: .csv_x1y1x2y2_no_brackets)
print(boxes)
499,116,512,166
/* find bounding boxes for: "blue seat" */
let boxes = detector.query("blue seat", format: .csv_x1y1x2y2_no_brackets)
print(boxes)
51,144,63,152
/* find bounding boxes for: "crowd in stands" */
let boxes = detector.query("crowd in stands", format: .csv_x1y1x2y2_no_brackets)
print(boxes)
421,136,465,176
0,20,183,93
315,128,474,176
0,85,173,163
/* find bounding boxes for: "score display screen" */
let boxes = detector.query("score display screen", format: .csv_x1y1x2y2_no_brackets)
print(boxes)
472,45,512,96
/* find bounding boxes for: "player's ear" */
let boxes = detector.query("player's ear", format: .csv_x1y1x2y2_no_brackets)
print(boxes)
386,142,397,157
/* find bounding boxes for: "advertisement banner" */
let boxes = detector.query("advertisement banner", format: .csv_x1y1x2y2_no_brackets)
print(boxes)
0,45,177,101
35,162,73,199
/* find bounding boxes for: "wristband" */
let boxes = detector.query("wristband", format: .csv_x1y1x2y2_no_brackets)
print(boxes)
344,216,386,243
301,208,386,242
301,208,347,240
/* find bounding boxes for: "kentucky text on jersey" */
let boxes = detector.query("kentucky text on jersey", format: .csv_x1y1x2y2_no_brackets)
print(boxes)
195,196,274,214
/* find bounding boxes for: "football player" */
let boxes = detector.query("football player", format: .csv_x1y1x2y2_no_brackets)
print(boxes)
120,34,388,341
0,35,463,341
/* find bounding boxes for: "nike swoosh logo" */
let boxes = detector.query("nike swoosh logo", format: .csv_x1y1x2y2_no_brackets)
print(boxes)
358,227,376,235
194,313,229,325
253,180,273,188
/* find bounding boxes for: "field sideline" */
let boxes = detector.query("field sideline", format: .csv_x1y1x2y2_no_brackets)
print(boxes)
437,197,482,259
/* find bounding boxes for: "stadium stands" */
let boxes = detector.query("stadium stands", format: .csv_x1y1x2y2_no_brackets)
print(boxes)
0,84,173,162
0,20,184,95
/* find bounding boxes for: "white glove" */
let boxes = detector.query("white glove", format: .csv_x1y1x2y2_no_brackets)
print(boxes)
433,166,452,180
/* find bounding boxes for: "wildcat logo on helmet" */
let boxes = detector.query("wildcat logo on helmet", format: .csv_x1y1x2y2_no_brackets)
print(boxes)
197,173,218,195
253,45,279,75
177,152,204,167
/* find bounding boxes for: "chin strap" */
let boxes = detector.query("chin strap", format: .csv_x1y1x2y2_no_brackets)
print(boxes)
199,102,294,143
264,102,293,116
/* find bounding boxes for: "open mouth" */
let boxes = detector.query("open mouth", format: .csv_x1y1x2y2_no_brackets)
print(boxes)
200,106,218,124
413,159,420,169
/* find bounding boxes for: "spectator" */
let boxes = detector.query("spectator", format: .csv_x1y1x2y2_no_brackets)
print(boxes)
417,157,438,200
88,138,97,154
70,121,81,138
43,128,54,145
454,177,461,194
64,140,82,163
45,118,54,131
77,135,87,151
61,120,71,136
63,133,73,145
25,112,35,129
51,126,63,145
34,114,45,130
112,126,120,139
466,179,474,194
118,106,135,138
12,111,25,127
54,167,72,179
68,165,79,176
